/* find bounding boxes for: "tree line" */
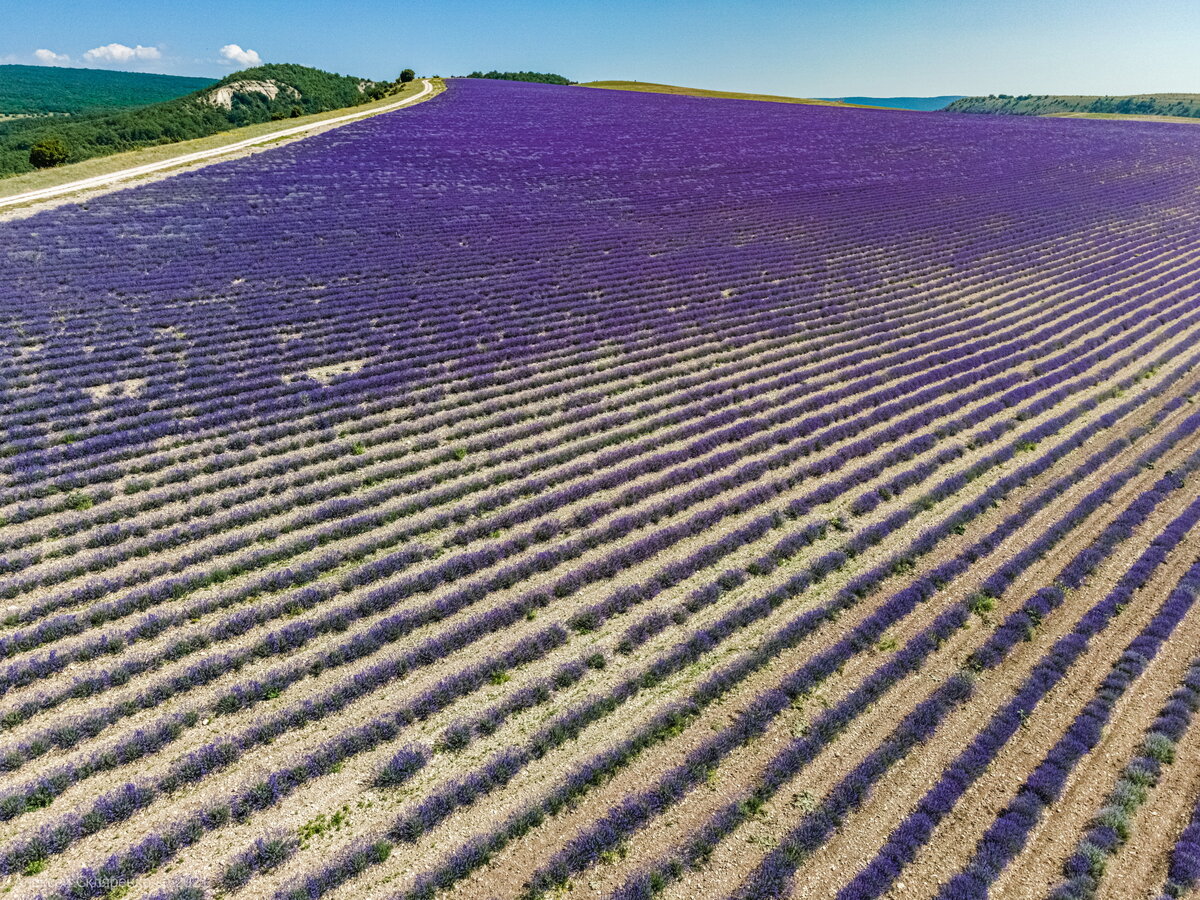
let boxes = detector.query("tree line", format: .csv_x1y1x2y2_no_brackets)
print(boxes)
465,71,574,85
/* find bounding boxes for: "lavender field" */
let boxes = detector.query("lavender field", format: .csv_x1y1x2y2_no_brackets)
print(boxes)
2,77,1200,900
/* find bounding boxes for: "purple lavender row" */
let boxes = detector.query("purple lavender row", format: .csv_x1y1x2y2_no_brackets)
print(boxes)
285,353,1200,900
9,252,1200,811
23,333,1195,900
11,255,1190,691
4,297,1176,796
733,500,1200,900
527,412,1200,899
2,130,1190,520
2,253,1086,616
436,652,603,751
0,213,1022,494
1154,797,1200,899
1047,654,1200,900
5,627,569,882
218,832,298,893
14,230,1195,633
7,274,1161,734
0,260,1056,595
4,207,1156,513
54,355,1190,900
4,112,1171,489
834,521,1200,895
9,248,1132,607
932,562,1200,900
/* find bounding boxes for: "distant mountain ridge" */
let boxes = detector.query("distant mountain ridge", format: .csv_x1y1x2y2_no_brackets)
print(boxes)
822,96,963,111
0,63,398,177
0,64,215,117
946,93,1200,118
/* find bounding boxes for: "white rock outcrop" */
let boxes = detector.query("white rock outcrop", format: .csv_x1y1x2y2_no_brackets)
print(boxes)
202,80,300,110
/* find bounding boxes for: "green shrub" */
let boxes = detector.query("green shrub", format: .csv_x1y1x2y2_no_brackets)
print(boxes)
29,135,69,168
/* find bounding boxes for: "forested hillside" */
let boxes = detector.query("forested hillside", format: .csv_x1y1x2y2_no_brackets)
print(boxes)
0,63,396,176
946,92,1200,118
0,64,214,116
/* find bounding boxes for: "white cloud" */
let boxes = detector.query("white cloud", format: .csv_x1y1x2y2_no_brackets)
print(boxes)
83,43,162,63
34,48,71,65
219,44,262,67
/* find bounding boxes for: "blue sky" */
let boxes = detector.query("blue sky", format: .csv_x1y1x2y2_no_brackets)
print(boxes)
4,0,1198,96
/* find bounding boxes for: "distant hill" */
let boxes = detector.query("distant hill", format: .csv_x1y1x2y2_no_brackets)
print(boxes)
467,71,574,85
583,81,868,108
945,93,1200,119
0,63,392,177
0,64,215,117
822,96,963,111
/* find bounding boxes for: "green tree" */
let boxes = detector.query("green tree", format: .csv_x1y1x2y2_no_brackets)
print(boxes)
399,69,416,83
29,135,70,168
